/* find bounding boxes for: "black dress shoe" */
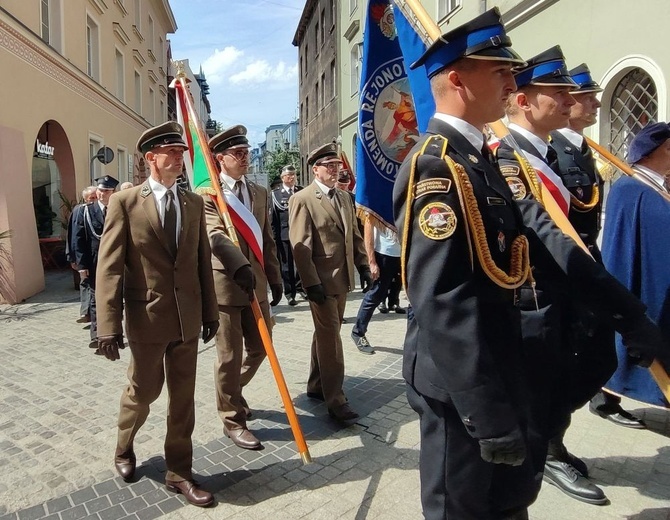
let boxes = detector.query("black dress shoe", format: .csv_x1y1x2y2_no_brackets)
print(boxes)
589,404,646,429
306,391,325,401
288,297,297,306
328,402,359,422
224,427,262,450
543,458,608,505
114,450,136,482
378,302,389,314
548,442,589,477
88,340,98,349
166,479,214,507
392,305,407,314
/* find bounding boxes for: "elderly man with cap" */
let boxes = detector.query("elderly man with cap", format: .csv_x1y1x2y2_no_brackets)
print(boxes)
72,174,118,351
393,9,668,519
288,142,372,423
95,121,219,507
204,125,282,450
599,122,670,411
271,164,303,305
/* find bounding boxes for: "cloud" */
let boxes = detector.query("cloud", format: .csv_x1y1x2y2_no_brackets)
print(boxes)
229,60,298,86
201,46,244,84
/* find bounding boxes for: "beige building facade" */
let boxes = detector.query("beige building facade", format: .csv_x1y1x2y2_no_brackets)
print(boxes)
338,0,670,191
0,0,177,303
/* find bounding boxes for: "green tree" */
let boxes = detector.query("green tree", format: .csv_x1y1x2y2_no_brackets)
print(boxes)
265,148,301,186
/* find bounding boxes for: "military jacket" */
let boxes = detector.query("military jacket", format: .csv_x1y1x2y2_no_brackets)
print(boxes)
72,201,105,274
394,118,529,441
271,185,302,242
549,130,603,248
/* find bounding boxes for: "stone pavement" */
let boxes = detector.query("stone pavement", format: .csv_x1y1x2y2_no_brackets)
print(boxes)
0,270,668,519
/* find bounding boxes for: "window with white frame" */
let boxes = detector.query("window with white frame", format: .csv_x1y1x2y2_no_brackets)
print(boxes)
148,15,154,53
438,0,461,20
86,16,100,81
134,0,141,30
320,8,326,45
149,87,155,123
608,68,659,159
134,71,141,113
330,59,336,99
40,0,49,43
89,137,103,181
350,43,361,96
117,148,128,182
320,72,326,108
350,0,358,15
315,80,320,111
116,49,125,101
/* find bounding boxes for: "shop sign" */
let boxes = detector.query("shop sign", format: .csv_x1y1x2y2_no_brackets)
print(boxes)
35,139,55,159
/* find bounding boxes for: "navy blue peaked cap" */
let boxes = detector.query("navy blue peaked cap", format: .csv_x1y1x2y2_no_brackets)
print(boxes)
569,63,603,94
410,8,524,79
513,45,578,89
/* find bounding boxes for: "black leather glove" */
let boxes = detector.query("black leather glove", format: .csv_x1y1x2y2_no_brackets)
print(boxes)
305,284,327,305
359,266,373,293
270,283,283,306
478,427,526,466
97,334,125,361
202,320,219,343
618,314,669,369
233,265,255,301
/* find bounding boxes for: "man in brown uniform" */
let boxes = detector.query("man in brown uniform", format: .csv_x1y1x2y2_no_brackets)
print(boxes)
289,143,372,422
95,121,219,507
204,125,282,450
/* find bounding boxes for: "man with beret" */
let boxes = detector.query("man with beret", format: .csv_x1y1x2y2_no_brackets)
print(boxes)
599,122,670,411
95,121,219,507
72,174,118,351
393,10,668,519
271,164,303,306
289,142,372,422
205,125,282,450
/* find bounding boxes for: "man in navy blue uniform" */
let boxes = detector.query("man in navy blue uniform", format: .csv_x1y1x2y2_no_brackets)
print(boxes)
394,10,668,519
72,175,118,350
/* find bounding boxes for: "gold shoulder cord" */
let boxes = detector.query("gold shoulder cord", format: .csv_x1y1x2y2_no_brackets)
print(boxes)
401,138,438,291
513,151,544,204
570,184,599,212
445,155,533,290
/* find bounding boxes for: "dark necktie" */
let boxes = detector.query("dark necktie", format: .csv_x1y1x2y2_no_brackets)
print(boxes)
545,143,559,172
481,137,495,165
234,180,246,206
102,206,107,219
164,190,178,257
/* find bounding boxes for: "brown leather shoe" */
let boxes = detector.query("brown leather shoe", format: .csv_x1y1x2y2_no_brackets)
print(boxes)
76,314,91,323
165,479,214,507
224,427,262,450
328,402,359,422
114,450,136,482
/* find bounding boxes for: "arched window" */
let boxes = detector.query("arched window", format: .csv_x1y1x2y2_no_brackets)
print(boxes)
608,68,658,158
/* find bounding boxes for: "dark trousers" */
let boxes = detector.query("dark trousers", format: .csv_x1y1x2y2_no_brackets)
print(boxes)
277,239,301,298
406,384,539,520
352,252,400,337
386,271,402,307
81,276,97,343
79,281,92,317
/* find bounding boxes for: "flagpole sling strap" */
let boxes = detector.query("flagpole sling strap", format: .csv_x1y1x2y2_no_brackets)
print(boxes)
172,70,311,465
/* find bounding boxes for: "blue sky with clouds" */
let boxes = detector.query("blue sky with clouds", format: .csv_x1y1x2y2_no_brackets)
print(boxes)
168,0,304,148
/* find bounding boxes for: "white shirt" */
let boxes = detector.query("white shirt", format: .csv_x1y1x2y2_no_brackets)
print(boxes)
220,172,251,210
633,164,667,191
509,123,549,159
282,183,295,194
374,226,400,257
314,178,336,198
556,127,584,149
148,176,181,244
434,113,484,151
97,200,107,214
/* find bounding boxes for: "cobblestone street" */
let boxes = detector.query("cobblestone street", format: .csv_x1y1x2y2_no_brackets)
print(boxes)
0,271,668,519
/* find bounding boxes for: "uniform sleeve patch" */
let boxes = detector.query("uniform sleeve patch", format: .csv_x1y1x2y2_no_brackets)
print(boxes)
505,177,527,200
418,202,457,240
500,165,520,177
414,178,452,199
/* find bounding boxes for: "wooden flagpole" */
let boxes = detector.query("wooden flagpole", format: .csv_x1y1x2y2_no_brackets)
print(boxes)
174,66,312,464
